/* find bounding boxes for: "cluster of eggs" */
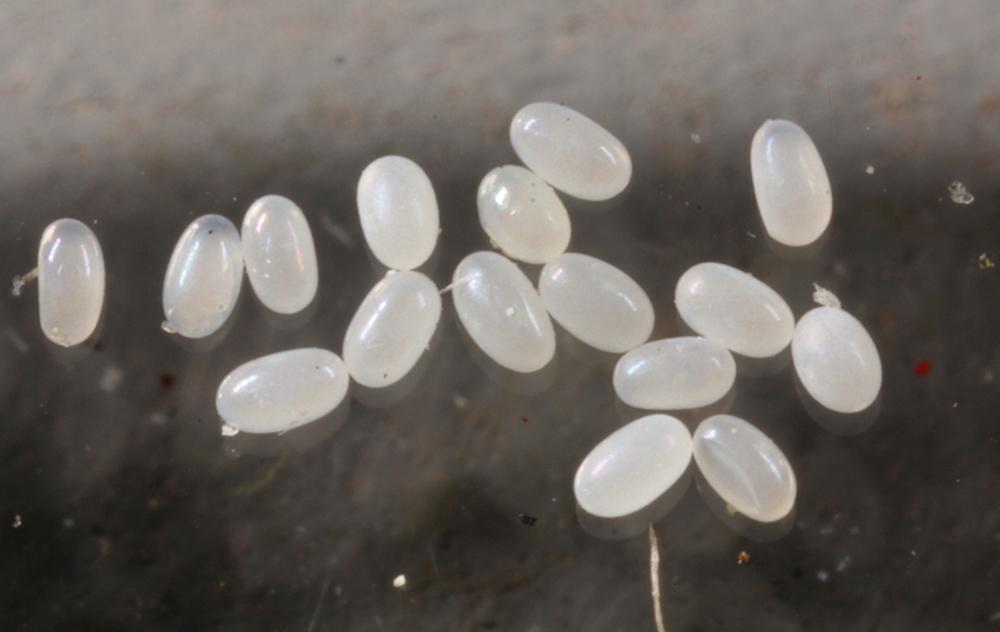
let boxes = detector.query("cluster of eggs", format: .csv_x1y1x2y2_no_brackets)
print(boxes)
29,104,881,534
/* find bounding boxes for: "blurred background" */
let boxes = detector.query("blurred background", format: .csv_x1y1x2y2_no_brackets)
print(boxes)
1,1,998,630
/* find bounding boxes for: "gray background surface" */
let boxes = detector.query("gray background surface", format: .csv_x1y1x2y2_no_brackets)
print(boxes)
1,1,998,630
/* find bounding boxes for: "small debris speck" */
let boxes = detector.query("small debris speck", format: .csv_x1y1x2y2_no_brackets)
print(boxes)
948,180,975,205
978,253,995,269
812,283,842,308
690,132,702,144
914,360,932,377
518,513,538,526
221,424,240,437
746,230,758,239
505,307,515,317
99,366,124,393
836,556,852,573
819,524,836,536
737,550,751,565
865,165,875,175
392,574,406,589
816,569,830,582
520,416,529,423
12,514,22,528
452,394,467,409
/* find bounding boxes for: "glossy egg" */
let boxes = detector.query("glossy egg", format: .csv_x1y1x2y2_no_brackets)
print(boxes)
750,119,832,246
510,102,631,201
477,165,570,264
613,337,736,410
162,214,243,338
574,414,692,518
675,262,794,358
343,270,441,388
37,218,105,347
452,251,554,373
357,156,439,270
216,348,349,434
539,253,653,352
242,195,318,314
693,414,796,523
792,307,882,413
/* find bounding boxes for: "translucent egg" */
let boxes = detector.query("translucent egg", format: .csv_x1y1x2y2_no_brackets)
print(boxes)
343,270,441,388
510,102,631,201
574,414,692,518
162,214,243,338
693,414,796,523
452,251,555,373
477,165,570,264
675,262,794,358
216,348,349,434
37,218,105,347
613,337,736,410
750,119,832,246
357,156,439,270
242,195,318,314
539,253,653,352
792,307,881,413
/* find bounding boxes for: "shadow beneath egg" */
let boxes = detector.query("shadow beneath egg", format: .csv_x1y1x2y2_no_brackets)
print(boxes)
794,372,882,435
221,395,352,458
162,283,246,354
350,318,443,409
576,464,693,540
761,219,832,261
552,320,621,372
613,386,736,428
694,468,796,543
249,281,320,331
455,317,558,396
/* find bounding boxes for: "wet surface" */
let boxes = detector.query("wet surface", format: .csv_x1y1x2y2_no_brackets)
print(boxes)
1,2,999,630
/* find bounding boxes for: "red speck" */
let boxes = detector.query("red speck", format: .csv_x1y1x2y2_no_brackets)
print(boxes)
915,75,922,81
520,416,529,423
914,360,932,376
159,373,176,389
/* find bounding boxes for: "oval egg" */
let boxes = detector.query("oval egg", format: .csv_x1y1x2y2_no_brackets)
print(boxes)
242,195,318,314
477,165,570,264
613,337,736,410
37,218,105,347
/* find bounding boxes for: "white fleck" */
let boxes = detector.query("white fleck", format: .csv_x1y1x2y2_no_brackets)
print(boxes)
948,180,974,205
989,611,1000,624
952,402,959,408
836,556,852,573
978,253,996,270
99,366,124,393
221,424,240,437
746,230,757,239
819,524,835,536
812,283,842,308
505,306,515,318
452,394,467,409
160,320,178,335
63,517,76,529
849,525,860,535
816,569,829,582
910,549,917,557
335,585,343,597
10,267,39,297
12,514,22,528
392,574,407,589
690,132,702,144
865,165,875,175
5,329,29,354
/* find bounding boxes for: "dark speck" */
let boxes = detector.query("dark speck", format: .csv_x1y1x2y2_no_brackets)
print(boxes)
208,229,213,234
518,513,537,527
93,341,105,351
915,75,922,81
159,374,176,389
696,204,703,210
521,416,528,423
335,55,346,64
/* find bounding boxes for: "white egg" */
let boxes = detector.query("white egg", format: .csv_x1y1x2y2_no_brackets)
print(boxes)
343,270,441,388
693,414,796,523
750,119,832,246
510,102,631,201
357,156,439,270
574,414,692,518
614,337,736,410
162,214,243,338
216,348,348,434
37,218,105,347
452,251,554,373
792,306,881,413
539,253,653,352
477,165,570,264
675,262,794,358
242,195,318,314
